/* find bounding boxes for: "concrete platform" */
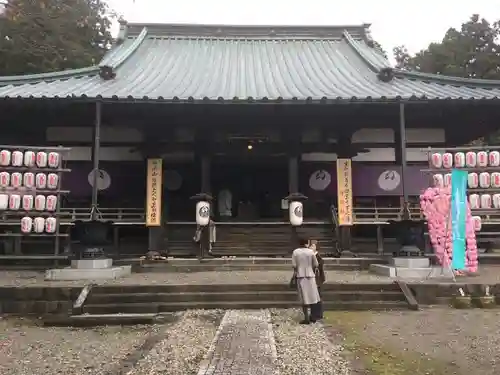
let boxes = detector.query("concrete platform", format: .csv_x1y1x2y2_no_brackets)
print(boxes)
44,265,131,281
391,257,430,268
70,259,112,269
370,263,454,279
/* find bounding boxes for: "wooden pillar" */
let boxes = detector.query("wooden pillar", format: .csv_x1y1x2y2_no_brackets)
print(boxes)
193,128,213,260
397,103,409,218
90,101,102,219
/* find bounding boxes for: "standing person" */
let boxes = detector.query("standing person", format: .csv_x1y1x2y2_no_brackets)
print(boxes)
309,239,325,320
291,237,321,324
208,218,216,256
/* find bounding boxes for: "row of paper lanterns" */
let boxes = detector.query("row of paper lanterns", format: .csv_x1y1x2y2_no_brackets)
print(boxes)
470,194,500,209
0,172,59,189
433,172,500,189
0,194,57,211
431,151,500,169
21,216,57,233
0,150,60,168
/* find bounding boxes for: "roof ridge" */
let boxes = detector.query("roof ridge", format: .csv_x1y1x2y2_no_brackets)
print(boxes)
126,22,370,40
393,69,500,88
342,31,389,74
0,66,99,86
99,27,148,71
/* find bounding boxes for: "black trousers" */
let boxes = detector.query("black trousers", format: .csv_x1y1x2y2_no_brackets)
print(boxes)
310,286,323,320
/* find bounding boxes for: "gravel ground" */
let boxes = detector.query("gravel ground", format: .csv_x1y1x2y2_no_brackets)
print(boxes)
127,309,222,375
0,317,163,375
327,308,500,375
272,309,350,375
2,267,500,287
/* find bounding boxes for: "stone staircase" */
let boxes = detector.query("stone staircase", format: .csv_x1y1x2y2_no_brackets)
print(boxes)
80,283,409,315
130,257,384,272
212,223,336,257
165,222,337,257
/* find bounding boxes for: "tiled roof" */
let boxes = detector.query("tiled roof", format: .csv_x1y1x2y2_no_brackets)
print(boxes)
1,22,500,102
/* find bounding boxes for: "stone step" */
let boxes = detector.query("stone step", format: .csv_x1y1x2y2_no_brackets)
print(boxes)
43,313,160,327
82,300,409,314
133,263,363,272
87,290,406,305
91,282,401,295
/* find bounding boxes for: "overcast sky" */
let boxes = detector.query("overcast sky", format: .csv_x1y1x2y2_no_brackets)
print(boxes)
107,0,500,63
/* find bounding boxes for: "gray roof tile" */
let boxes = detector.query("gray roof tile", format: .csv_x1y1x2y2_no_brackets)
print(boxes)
1,23,500,101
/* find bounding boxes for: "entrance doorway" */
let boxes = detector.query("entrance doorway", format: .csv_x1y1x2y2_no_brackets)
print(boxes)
212,158,288,221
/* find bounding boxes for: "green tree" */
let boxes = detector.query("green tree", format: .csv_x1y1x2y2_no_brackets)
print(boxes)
393,14,500,79
392,14,500,144
0,0,114,75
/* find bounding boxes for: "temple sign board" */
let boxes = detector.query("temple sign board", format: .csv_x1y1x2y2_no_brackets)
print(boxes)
337,159,353,226
146,159,163,226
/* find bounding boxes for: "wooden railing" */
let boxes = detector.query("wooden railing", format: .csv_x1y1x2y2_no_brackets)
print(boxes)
0,206,499,225
0,207,145,226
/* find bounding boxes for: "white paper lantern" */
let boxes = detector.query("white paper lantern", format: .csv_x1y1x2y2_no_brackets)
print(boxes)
454,152,465,168
35,195,46,211
472,216,482,232
47,152,60,168
23,151,36,167
10,172,22,188
0,150,11,166
0,194,8,210
493,194,500,209
469,194,480,209
477,151,488,167
442,153,453,168
479,172,491,188
289,201,304,226
47,173,58,189
33,217,45,233
21,216,33,233
46,195,57,211
468,173,479,189
0,172,10,188
433,174,444,188
431,153,443,168
8,194,20,210
491,172,500,188
35,173,47,189
36,152,47,168
480,194,492,209
444,173,452,187
466,152,477,168
489,151,500,167
23,173,35,189
22,195,33,211
11,151,23,167
45,217,56,233
195,201,210,226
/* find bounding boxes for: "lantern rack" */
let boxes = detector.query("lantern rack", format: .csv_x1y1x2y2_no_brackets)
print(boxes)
0,145,71,259
422,145,500,231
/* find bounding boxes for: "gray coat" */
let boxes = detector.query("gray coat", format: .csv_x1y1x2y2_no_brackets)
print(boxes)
292,247,320,305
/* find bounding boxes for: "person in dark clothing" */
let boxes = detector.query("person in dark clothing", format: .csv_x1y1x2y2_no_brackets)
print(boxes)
309,240,325,320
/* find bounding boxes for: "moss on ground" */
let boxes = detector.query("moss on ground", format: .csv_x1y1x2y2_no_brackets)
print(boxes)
324,311,454,375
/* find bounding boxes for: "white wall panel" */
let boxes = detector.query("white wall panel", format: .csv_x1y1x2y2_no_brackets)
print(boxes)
46,126,144,143
406,128,445,143
407,148,428,162
47,127,92,142
64,147,194,162
302,148,428,162
351,128,394,143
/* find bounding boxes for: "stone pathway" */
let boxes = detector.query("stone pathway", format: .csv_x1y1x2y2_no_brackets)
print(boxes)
197,309,278,375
